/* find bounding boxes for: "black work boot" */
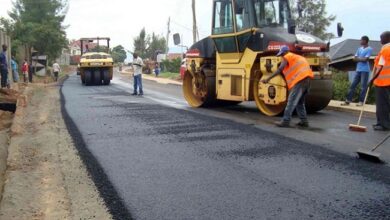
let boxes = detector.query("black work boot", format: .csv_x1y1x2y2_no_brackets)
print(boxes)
296,121,309,128
275,121,290,128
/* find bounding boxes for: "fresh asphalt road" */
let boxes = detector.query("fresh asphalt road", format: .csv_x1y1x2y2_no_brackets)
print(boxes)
62,73,390,220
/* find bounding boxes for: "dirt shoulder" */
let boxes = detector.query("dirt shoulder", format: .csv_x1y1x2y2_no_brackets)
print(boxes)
0,82,112,219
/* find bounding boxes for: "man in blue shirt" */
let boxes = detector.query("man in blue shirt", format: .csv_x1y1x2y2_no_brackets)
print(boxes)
0,44,8,88
342,36,373,106
11,56,19,82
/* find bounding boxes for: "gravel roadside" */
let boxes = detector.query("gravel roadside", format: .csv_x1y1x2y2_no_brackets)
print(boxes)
0,82,112,220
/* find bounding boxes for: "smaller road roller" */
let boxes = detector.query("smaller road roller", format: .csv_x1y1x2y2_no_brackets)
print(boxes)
78,37,114,86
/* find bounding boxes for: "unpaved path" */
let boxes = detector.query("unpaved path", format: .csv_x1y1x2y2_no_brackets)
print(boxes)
0,110,13,197
0,83,112,220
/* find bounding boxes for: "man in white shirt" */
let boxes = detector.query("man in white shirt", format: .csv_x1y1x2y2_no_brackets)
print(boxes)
132,53,144,96
52,62,61,82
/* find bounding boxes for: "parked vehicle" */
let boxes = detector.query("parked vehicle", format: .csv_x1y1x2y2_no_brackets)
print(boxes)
180,59,186,80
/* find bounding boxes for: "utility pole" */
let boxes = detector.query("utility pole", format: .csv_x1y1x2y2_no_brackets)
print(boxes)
166,17,171,54
192,0,199,44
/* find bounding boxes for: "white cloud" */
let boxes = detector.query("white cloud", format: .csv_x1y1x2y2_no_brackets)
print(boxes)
0,0,389,51
64,0,212,51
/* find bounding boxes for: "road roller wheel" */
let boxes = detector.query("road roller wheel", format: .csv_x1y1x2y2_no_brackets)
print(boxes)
305,79,333,113
182,70,216,107
253,75,287,116
103,69,110,85
84,70,92,86
93,70,102,85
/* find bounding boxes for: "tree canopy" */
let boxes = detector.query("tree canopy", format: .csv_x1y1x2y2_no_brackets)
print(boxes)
133,28,148,58
292,0,336,40
0,0,68,62
111,45,127,63
133,28,167,60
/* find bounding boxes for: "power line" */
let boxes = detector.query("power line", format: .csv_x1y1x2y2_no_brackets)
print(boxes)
170,20,209,36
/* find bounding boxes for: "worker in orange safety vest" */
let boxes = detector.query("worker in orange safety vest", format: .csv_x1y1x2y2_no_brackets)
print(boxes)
372,31,390,131
262,45,314,128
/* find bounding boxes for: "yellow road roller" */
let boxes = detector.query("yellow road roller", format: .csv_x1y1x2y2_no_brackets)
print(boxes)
178,0,343,116
79,37,114,86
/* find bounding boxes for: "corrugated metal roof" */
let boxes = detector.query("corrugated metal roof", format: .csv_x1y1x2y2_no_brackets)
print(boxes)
330,39,382,62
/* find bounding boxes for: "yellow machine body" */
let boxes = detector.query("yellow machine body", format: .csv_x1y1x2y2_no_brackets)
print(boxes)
182,0,333,116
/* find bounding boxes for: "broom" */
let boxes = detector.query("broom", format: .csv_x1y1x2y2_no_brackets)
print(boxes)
348,86,370,132
349,66,379,132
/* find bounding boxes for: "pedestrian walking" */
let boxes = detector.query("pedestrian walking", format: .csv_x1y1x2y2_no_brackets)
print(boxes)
11,56,19,82
131,53,144,96
261,45,314,128
28,62,33,83
21,59,29,83
372,31,390,131
341,36,373,106
154,62,160,77
0,44,9,88
52,61,61,82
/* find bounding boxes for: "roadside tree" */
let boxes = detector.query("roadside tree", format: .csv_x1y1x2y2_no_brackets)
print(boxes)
145,33,167,60
0,0,68,62
133,28,167,60
291,0,336,40
133,28,148,59
111,45,127,63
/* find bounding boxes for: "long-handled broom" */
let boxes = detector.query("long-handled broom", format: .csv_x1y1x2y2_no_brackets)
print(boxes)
357,132,390,163
349,67,382,132
348,86,370,132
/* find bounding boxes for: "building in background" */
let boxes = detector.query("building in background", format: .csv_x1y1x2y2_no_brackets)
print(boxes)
329,39,382,71
69,40,97,65
57,48,70,65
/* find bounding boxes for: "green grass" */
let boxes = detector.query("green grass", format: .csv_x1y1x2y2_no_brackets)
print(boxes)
158,72,180,80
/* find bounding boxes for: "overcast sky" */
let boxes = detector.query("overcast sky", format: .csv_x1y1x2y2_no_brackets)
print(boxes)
0,0,389,53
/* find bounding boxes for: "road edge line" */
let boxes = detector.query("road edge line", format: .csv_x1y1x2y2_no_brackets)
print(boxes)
59,79,134,220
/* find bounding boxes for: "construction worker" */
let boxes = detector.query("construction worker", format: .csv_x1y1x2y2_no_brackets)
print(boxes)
372,31,390,131
262,45,314,127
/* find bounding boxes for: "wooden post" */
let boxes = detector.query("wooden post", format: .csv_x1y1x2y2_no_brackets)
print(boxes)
166,17,171,53
192,0,198,44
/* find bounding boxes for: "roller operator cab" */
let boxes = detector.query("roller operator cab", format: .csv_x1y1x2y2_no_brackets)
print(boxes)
183,0,337,116
78,37,114,86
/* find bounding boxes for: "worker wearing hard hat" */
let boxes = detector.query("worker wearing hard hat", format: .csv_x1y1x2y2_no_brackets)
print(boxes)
262,45,314,128
372,31,390,131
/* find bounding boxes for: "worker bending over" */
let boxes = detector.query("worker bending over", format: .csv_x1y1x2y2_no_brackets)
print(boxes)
372,31,390,131
262,46,314,128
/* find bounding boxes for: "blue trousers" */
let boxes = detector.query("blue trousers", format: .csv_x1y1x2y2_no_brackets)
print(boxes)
346,71,369,103
133,74,143,94
283,78,311,123
12,69,19,82
0,68,8,88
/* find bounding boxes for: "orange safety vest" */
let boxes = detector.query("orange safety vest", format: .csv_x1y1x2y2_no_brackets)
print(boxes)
282,53,314,90
374,44,390,87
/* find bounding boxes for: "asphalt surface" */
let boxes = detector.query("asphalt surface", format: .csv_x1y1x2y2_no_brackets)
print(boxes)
62,73,390,220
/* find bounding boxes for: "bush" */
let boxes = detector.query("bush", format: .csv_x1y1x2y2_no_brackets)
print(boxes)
332,69,375,104
161,58,181,73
